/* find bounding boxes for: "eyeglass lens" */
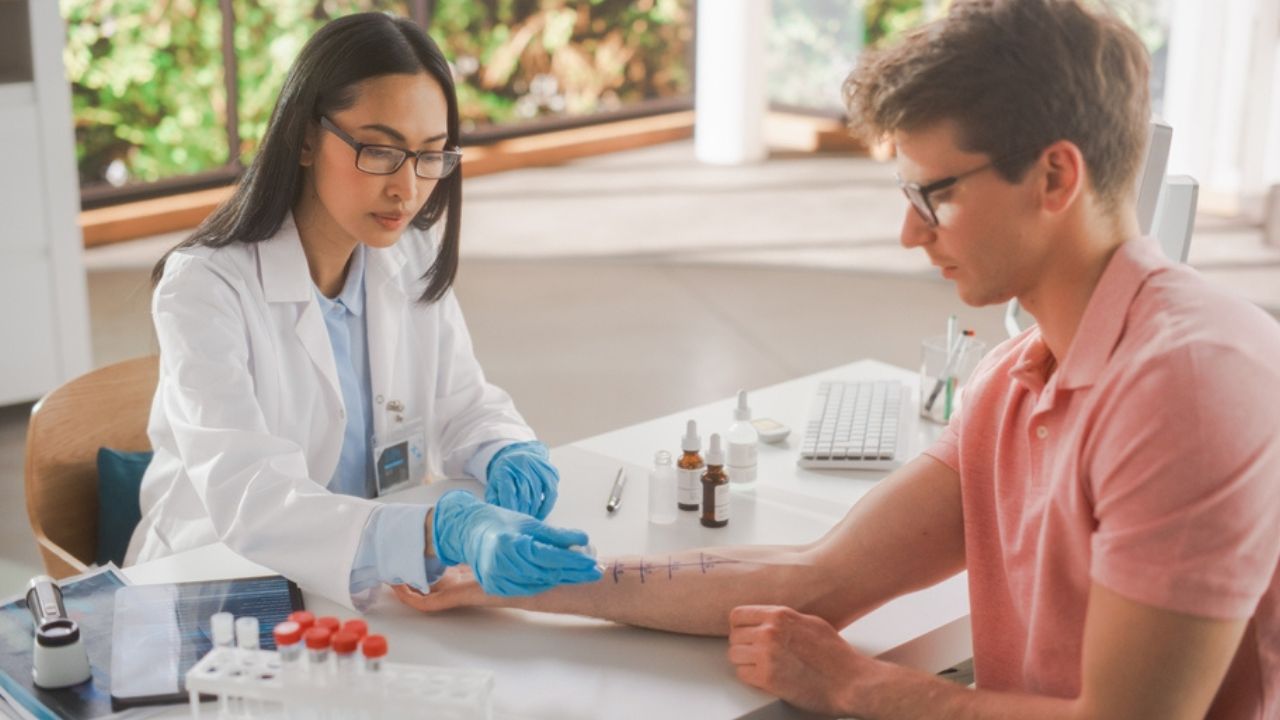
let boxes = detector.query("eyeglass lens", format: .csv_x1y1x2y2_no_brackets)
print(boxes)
356,146,458,179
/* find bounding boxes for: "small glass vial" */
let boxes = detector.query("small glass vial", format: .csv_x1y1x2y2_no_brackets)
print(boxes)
361,634,388,674
332,631,360,675
677,420,704,511
648,451,678,524
304,627,332,673
726,390,759,488
700,434,730,528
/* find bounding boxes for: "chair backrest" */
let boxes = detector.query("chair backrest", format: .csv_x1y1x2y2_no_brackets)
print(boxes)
24,355,158,578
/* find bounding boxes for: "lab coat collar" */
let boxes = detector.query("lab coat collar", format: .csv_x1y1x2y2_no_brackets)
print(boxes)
259,213,411,303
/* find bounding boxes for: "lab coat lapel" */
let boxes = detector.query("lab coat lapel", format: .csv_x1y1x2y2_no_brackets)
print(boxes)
257,221,344,407
366,245,409,439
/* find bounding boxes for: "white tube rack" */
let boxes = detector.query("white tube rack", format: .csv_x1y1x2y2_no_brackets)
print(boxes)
186,647,493,719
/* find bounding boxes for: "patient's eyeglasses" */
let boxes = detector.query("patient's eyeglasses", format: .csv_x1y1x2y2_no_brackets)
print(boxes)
896,148,1043,227
320,116,461,180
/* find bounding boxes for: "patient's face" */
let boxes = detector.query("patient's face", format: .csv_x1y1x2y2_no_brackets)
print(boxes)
893,120,1045,307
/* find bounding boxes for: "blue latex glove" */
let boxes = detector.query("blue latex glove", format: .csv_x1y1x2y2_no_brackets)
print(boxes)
432,490,600,596
485,441,559,520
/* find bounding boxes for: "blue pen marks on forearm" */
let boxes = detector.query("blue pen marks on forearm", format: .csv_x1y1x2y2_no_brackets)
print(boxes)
606,554,743,584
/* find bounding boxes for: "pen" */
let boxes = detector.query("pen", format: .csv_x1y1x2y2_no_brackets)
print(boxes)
605,466,626,513
925,329,974,412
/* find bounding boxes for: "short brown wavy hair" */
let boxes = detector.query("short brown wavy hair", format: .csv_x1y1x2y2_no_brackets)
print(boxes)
844,0,1150,213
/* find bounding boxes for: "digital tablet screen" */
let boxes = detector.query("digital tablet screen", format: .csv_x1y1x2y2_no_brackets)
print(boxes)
109,575,303,710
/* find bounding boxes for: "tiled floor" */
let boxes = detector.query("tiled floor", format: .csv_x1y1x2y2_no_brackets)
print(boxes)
3,139,1277,595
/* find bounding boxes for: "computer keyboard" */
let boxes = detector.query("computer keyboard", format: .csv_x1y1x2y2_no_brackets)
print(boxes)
798,380,911,471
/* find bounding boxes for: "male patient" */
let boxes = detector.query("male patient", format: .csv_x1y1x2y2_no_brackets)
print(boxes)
400,1,1280,717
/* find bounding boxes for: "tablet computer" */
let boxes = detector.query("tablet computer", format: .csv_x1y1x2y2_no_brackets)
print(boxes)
109,575,303,710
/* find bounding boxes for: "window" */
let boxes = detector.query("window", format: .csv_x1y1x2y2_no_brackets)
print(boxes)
63,0,692,208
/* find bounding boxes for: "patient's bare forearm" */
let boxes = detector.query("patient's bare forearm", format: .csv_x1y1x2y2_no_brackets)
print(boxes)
508,545,813,636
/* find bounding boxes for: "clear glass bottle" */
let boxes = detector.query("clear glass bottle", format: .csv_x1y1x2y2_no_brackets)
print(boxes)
726,390,758,488
700,434,730,528
677,420,704,511
648,450,677,524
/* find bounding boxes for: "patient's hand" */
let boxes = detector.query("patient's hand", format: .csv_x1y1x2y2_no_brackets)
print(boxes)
394,566,488,613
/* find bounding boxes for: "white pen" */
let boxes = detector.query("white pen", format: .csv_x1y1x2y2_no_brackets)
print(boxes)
605,467,626,513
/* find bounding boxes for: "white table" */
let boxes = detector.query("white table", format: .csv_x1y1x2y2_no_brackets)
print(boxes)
124,360,971,719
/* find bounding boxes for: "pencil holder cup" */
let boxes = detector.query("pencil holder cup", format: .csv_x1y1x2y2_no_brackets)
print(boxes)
919,334,987,424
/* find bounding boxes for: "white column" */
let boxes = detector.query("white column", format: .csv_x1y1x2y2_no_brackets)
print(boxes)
694,0,770,165
1163,0,1279,216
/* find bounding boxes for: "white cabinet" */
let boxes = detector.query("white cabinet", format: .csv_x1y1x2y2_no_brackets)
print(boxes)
0,0,91,405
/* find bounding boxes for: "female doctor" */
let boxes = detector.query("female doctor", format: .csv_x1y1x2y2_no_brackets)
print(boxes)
124,13,601,608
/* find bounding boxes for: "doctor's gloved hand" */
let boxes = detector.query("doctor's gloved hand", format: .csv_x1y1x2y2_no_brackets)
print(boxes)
484,441,559,519
432,490,601,597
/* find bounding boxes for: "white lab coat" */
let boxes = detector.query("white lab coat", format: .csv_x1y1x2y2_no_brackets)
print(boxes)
125,217,535,607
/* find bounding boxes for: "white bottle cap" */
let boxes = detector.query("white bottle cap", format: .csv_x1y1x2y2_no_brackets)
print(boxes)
236,617,260,650
734,390,751,421
211,612,235,648
681,420,700,452
706,434,725,465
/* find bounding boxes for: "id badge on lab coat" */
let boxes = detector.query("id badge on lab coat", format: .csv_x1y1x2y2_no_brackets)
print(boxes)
373,416,426,496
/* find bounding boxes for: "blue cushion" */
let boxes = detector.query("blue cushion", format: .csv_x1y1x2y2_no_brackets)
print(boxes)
95,448,153,567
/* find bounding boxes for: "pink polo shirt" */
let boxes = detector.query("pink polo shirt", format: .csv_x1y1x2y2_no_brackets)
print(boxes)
926,237,1280,717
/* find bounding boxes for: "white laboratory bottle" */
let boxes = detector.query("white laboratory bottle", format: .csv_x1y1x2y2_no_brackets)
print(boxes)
677,420,704,511
210,613,235,716
726,390,759,487
648,451,678,524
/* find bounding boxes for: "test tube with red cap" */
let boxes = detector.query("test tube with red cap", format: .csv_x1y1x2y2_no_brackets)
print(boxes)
288,611,315,633
332,631,360,675
315,616,340,634
273,621,304,672
340,619,368,641
304,627,332,672
361,634,387,674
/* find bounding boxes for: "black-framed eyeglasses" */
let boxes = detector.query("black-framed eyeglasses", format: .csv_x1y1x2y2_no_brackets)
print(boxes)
896,148,1042,227
320,116,461,180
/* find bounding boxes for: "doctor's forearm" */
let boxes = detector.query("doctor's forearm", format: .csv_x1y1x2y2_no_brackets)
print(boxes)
506,545,817,636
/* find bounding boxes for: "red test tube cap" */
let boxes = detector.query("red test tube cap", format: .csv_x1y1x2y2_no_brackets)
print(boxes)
315,616,341,633
340,619,368,639
332,631,360,654
304,627,332,650
287,611,315,632
361,634,387,659
273,621,302,646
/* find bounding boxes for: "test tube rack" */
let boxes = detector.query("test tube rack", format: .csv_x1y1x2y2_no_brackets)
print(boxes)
186,646,494,719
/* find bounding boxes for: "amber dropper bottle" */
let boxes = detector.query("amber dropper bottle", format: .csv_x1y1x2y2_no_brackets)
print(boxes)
700,434,729,528
677,420,704,511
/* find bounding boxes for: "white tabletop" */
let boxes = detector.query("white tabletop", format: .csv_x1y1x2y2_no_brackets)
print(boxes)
123,359,971,719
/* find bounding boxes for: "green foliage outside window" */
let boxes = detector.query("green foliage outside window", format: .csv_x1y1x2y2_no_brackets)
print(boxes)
62,0,691,198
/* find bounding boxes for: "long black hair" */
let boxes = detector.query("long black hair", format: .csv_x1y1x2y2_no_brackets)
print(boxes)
152,12,462,304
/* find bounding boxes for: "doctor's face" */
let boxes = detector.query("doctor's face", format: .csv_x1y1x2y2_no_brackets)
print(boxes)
303,72,450,249
894,120,1046,307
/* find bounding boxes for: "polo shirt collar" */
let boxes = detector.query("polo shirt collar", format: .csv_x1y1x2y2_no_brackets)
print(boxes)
1055,236,1171,390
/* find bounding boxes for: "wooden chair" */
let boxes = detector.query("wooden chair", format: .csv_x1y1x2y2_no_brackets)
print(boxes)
24,356,158,578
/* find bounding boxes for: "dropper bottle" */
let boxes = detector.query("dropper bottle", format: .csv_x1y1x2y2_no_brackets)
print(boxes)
726,390,758,488
700,434,729,528
677,420,704,511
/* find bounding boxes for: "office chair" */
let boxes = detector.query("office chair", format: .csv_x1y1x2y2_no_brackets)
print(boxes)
1003,119,1200,337
24,355,158,578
